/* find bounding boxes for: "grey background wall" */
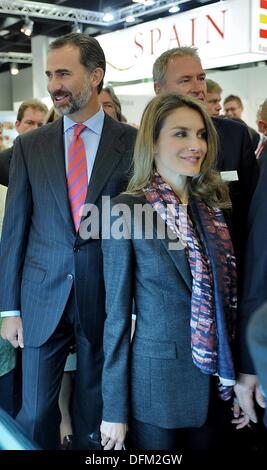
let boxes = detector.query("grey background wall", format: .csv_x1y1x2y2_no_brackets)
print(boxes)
0,71,13,111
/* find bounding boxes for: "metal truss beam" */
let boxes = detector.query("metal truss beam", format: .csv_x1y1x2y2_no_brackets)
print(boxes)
0,0,192,26
0,52,32,63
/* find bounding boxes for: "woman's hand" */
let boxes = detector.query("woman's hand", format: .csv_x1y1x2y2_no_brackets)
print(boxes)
232,373,266,429
100,421,128,450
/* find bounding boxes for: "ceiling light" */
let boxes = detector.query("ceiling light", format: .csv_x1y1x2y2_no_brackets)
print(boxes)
103,12,114,22
72,22,82,33
20,18,34,36
169,4,180,14
10,63,19,75
125,15,136,23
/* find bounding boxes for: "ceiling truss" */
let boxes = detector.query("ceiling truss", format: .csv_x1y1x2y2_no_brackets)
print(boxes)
0,0,192,26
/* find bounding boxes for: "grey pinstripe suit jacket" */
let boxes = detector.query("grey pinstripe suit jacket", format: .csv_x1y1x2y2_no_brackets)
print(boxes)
0,115,136,347
101,194,210,430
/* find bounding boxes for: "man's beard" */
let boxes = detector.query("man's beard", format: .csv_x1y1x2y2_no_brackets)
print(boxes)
52,82,92,116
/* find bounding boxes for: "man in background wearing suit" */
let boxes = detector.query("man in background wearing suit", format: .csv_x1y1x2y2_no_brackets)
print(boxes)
255,99,267,167
0,33,136,450
152,47,259,426
0,99,48,186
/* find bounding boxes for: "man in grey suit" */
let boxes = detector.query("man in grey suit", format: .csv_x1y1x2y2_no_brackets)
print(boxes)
0,99,48,186
0,33,136,449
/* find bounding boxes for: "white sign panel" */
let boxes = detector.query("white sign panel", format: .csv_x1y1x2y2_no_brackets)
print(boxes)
251,0,267,53
97,0,266,83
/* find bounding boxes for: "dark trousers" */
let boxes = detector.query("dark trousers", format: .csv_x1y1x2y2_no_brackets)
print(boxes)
16,291,103,450
128,379,235,451
0,368,15,416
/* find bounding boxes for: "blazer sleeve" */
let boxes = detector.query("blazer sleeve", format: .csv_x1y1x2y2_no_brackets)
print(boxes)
101,202,134,423
0,136,32,311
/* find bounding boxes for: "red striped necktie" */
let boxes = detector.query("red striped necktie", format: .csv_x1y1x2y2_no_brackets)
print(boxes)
67,123,88,231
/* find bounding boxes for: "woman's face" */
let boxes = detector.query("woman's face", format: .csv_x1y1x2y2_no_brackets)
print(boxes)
154,106,207,179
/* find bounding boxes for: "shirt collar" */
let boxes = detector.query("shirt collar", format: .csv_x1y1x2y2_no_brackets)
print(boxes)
63,106,105,135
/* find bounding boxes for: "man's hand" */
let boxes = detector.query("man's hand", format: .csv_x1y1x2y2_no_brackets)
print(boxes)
100,420,127,450
0,316,24,348
232,373,265,429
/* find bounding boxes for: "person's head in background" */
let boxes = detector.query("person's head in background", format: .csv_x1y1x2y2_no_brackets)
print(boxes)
15,99,48,134
205,79,222,117
153,47,206,102
127,92,230,209
99,86,122,121
257,99,267,136
223,95,243,119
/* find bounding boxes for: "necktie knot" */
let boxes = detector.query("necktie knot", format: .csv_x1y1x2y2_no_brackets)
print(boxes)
73,123,86,138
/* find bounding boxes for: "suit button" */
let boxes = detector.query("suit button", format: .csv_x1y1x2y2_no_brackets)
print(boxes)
73,247,80,252
67,274,74,281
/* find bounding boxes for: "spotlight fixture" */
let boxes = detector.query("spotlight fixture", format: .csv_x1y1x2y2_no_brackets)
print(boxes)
20,18,34,37
125,15,136,23
103,12,114,22
72,22,82,33
10,63,19,76
169,4,180,14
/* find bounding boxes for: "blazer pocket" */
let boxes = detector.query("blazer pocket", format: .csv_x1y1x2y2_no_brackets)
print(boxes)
132,337,177,359
22,263,46,284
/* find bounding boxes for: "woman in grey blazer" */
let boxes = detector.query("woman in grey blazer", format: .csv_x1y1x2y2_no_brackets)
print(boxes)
100,93,241,450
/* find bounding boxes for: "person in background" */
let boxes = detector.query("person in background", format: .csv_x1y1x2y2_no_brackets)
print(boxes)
99,86,122,122
247,301,267,429
0,99,48,187
100,93,243,450
235,153,267,432
255,99,267,164
223,94,244,119
223,94,259,151
205,79,222,117
0,32,136,450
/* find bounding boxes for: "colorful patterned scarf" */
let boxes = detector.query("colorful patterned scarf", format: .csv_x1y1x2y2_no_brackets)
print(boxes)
144,173,237,400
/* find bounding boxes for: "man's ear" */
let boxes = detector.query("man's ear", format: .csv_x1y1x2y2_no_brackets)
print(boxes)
258,120,267,135
90,68,104,89
15,120,20,133
154,81,162,96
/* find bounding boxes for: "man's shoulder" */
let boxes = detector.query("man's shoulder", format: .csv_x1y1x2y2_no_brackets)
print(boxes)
20,118,63,145
212,116,247,136
103,114,137,139
0,146,13,160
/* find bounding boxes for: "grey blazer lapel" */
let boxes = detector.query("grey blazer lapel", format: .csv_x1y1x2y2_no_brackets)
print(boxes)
40,118,74,230
135,195,192,291
150,203,192,291
84,115,127,206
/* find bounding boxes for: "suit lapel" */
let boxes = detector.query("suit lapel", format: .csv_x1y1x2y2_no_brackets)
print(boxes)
40,116,130,234
157,226,192,291
138,196,192,291
40,118,74,231
84,115,127,207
